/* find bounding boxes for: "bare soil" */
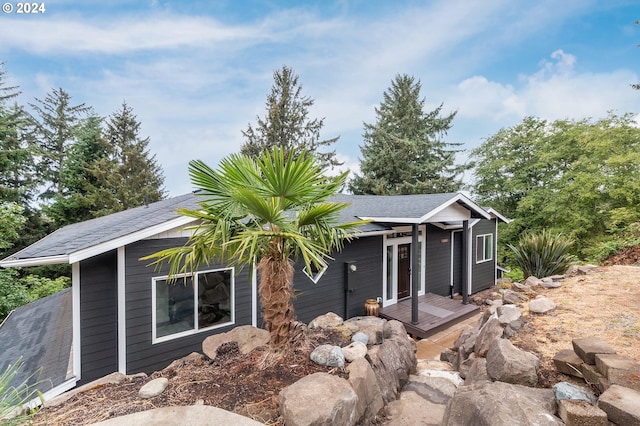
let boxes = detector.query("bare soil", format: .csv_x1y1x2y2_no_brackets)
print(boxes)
29,265,640,425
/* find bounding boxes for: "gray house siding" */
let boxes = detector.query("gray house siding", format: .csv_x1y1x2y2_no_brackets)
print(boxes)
124,238,253,374
472,219,497,293
425,225,452,297
291,236,383,323
79,251,118,385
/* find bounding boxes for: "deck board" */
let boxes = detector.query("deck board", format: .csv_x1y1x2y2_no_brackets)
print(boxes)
379,293,480,339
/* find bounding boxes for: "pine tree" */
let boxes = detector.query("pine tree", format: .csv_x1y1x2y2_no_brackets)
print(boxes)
241,65,341,169
349,74,467,195
29,88,91,201
104,102,165,210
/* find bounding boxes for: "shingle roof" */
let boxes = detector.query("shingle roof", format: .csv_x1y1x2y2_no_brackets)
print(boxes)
0,288,72,393
2,191,489,265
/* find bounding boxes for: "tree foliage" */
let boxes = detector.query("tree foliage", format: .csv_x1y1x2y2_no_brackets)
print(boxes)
144,148,364,350
472,113,640,259
241,66,341,169
349,74,467,195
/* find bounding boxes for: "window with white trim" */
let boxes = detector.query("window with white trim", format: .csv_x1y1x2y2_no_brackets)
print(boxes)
303,262,328,284
476,234,493,263
153,268,234,343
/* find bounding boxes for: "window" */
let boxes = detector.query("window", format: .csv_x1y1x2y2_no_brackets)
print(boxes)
303,262,328,284
476,234,493,263
153,268,234,343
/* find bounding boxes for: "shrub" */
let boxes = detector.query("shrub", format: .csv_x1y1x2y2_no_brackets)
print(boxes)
0,358,43,424
508,230,575,278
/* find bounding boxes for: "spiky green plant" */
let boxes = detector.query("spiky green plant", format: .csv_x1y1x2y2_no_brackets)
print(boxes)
508,230,575,278
0,357,44,425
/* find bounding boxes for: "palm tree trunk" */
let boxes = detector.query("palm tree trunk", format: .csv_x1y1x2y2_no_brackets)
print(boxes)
257,256,302,350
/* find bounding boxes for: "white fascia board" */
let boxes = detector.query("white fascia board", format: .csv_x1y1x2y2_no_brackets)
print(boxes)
485,207,512,223
0,254,69,268
420,193,491,223
358,216,421,224
68,216,197,264
467,219,482,228
25,378,77,409
431,222,464,231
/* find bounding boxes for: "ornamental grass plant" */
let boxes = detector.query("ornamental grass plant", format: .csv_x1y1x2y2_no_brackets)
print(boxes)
508,230,575,278
0,357,44,425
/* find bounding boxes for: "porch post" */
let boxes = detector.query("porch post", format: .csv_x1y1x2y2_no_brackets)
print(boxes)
411,223,419,324
462,219,469,305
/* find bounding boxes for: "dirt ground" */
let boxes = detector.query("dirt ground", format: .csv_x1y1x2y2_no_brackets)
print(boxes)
28,265,640,425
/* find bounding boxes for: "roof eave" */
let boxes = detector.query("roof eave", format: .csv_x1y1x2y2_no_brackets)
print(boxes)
0,254,70,268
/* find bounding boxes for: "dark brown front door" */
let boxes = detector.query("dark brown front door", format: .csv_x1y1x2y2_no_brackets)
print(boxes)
397,243,411,299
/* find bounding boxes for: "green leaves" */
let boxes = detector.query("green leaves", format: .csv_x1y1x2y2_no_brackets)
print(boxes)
508,230,575,278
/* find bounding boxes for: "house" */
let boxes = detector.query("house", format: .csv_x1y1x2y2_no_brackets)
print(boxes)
0,191,508,400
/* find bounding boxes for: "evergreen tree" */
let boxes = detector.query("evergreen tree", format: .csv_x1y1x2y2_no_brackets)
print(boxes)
349,74,466,195
103,101,165,210
241,65,341,169
29,88,91,201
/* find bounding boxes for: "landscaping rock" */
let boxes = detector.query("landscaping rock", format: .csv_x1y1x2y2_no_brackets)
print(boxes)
502,289,528,305
463,357,490,385
347,357,384,424
524,276,543,287
309,312,344,329
595,353,640,392
385,390,445,426
566,264,598,276
310,344,345,367
344,316,385,345
553,349,584,378
165,352,204,370
581,363,610,393
513,281,537,295
528,296,556,314
557,399,608,426
442,381,561,426
350,331,369,345
439,348,458,367
597,384,640,426
138,377,169,399
486,338,539,386
553,381,596,404
415,368,464,387
474,316,504,357
572,337,616,364
202,325,270,360
416,359,455,373
402,374,458,405
503,317,525,338
279,372,358,426
341,341,367,362
497,304,521,325
540,278,562,289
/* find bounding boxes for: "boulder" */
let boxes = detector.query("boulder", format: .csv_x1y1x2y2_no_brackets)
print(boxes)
486,338,539,386
347,357,384,424
310,344,345,367
497,304,522,325
350,332,369,345
566,264,598,276
553,349,584,378
540,279,562,289
341,341,368,362
385,390,446,426
279,372,358,426
402,374,458,405
309,312,344,329
344,316,385,345
138,377,169,399
581,363,610,394
595,353,640,392
474,316,504,357
557,399,608,426
528,296,556,314
463,358,490,385
202,325,270,360
503,317,525,338
597,385,640,426
572,337,616,364
165,352,204,370
416,359,455,373
553,381,596,404
439,348,458,367
442,381,561,425
513,281,537,294
524,276,543,287
502,289,528,305
415,368,463,387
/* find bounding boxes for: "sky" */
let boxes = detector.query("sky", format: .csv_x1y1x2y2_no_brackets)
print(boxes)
1,0,639,197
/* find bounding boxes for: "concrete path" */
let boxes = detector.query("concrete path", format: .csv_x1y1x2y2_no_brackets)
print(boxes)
415,313,481,360
91,405,265,426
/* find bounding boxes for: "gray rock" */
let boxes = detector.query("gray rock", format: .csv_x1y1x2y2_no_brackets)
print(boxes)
310,344,345,367
524,276,543,287
597,384,640,426
486,338,539,386
553,381,597,404
474,316,504,357
572,336,616,364
502,289,528,305
581,363,610,394
350,331,369,345
595,353,640,391
341,341,368,362
347,357,384,424
202,325,270,360
503,317,525,338
463,358,490,385
558,399,608,426
439,348,458,367
385,390,446,426
416,359,455,373
138,377,169,399
514,281,537,294
403,374,458,404
566,264,598,276
279,372,358,426
308,312,344,329
497,304,522,325
442,381,561,426
540,280,562,289
344,316,385,345
528,296,556,314
553,349,584,378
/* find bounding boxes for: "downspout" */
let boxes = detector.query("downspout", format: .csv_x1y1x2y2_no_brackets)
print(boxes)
411,223,419,324
462,220,469,305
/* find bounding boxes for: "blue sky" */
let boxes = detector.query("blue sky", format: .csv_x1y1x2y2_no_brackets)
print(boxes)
1,0,639,196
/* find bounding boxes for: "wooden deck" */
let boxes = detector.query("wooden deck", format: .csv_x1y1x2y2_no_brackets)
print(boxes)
379,293,480,339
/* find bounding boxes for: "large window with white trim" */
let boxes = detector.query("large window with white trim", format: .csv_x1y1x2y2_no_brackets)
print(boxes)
152,268,234,343
476,234,493,263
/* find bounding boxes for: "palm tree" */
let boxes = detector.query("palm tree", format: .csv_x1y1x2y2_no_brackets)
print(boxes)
143,148,364,350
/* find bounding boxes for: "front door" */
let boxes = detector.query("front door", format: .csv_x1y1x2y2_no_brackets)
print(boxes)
397,243,411,299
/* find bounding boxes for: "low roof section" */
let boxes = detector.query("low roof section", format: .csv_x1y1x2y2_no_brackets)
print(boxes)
0,191,502,269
